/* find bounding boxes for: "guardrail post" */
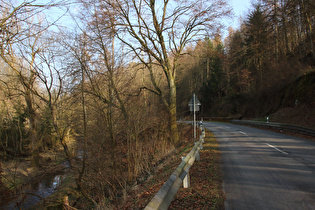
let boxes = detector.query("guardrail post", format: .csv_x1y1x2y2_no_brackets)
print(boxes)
145,129,207,209
199,135,203,149
182,157,190,188
196,152,200,161
194,143,200,161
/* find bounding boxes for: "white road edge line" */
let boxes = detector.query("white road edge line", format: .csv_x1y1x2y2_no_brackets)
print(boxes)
266,143,288,155
239,131,247,135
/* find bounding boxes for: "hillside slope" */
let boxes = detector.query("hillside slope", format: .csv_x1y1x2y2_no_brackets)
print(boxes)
206,71,315,129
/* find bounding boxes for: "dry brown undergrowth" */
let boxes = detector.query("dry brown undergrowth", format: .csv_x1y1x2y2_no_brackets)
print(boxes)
120,129,224,210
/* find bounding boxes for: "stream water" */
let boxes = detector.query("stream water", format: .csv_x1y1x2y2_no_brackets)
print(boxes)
5,169,67,209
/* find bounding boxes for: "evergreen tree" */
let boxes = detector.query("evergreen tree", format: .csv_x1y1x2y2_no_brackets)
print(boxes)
245,4,269,89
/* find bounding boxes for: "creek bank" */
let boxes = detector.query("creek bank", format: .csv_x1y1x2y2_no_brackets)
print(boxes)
5,170,67,209
1,149,71,209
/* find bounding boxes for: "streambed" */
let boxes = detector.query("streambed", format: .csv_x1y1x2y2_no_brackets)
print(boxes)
5,167,67,209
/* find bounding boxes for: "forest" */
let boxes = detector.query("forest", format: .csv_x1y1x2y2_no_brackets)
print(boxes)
0,0,314,209
177,0,315,119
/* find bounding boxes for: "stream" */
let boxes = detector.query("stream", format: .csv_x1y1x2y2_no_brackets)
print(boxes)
4,150,83,209
5,166,68,209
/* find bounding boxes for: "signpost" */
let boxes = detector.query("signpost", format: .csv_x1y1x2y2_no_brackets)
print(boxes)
188,93,201,142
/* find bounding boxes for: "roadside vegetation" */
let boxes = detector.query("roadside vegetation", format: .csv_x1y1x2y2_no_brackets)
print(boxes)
0,0,230,208
170,131,224,209
0,0,314,208
121,128,224,209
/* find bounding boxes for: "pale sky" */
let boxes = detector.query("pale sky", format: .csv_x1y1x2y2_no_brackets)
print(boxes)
227,0,252,29
221,0,252,37
43,0,253,36
232,0,252,17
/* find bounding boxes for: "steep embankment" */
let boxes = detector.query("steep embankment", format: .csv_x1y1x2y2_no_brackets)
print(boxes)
269,71,315,128
211,71,315,129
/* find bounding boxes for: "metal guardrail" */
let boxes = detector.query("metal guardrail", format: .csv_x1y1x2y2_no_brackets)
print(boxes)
145,126,205,210
230,120,315,137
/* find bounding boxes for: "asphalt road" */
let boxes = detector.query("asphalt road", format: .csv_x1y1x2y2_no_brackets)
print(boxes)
203,121,315,210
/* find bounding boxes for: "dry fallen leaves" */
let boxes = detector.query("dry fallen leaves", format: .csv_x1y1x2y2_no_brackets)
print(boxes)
120,130,224,210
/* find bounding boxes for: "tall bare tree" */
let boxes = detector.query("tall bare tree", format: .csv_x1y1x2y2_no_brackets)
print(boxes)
101,0,231,144
0,0,73,161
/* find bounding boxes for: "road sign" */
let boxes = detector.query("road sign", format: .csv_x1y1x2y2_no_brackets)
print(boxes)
188,94,201,112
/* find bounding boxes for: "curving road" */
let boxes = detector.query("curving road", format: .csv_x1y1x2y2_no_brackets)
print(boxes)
203,121,315,210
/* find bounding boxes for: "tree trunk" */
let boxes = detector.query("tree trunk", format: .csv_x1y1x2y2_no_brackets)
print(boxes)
281,0,290,55
169,77,179,145
305,14,314,60
49,104,72,165
25,89,37,153
300,0,314,60
18,118,23,153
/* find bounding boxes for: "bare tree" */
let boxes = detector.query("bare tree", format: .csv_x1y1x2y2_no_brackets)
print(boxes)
0,0,71,50
102,0,231,144
0,1,74,161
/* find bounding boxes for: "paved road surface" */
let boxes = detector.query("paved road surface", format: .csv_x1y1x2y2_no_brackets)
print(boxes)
203,122,315,210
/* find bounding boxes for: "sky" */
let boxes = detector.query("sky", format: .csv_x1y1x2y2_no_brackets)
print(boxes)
229,0,253,29
220,0,252,38
39,0,253,37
